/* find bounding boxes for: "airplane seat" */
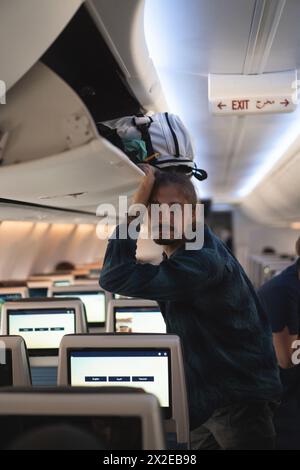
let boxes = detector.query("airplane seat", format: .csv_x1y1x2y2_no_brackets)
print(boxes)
88,268,101,280
0,336,31,387
0,298,87,386
0,281,27,287
106,299,165,334
73,277,103,286
0,387,165,450
29,274,75,288
58,334,190,449
248,254,294,287
0,286,29,311
0,286,28,299
27,280,52,298
0,287,29,325
10,423,105,450
50,284,110,333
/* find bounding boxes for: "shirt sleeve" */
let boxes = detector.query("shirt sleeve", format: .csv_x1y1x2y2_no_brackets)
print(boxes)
259,284,300,335
99,224,225,302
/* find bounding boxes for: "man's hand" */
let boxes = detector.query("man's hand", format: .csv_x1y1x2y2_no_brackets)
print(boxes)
132,164,156,207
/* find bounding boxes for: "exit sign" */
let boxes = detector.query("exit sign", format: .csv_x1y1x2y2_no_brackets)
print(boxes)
209,71,297,115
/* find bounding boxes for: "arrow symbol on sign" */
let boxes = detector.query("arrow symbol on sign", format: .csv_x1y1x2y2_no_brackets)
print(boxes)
217,102,227,110
280,99,290,107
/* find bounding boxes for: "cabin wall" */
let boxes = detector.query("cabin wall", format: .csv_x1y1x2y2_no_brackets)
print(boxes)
1,212,298,282
0,221,163,281
233,208,299,274
0,222,105,280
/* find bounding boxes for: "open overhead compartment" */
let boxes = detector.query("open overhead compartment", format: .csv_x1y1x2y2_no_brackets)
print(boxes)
85,0,168,112
0,0,83,92
0,61,99,165
42,3,144,123
0,61,143,214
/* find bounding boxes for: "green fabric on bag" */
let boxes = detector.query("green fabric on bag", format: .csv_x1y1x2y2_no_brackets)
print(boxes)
122,139,148,162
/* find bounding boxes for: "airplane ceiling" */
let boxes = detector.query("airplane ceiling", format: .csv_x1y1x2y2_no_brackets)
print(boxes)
144,0,300,204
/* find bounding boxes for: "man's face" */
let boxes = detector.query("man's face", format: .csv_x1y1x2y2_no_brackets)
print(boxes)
148,184,194,245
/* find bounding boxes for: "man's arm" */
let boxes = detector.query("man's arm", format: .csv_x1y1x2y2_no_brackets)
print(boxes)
260,285,300,369
272,289,299,369
100,164,224,301
99,224,225,302
273,327,298,369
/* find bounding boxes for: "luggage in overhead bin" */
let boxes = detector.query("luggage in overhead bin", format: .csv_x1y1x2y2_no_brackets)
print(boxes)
97,112,208,181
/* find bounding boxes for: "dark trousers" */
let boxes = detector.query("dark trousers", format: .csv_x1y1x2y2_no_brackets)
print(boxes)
274,395,300,450
191,401,276,450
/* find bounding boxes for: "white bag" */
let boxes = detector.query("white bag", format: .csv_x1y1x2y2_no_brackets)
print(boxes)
98,112,207,181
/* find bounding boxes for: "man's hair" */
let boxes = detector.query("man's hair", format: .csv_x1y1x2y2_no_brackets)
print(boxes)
296,237,300,257
151,170,198,205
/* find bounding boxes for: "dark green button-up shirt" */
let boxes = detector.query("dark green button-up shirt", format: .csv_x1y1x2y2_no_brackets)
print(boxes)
100,224,282,429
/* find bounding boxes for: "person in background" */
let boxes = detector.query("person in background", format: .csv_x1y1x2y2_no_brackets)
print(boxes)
100,165,281,450
55,261,75,272
258,237,300,449
262,247,277,255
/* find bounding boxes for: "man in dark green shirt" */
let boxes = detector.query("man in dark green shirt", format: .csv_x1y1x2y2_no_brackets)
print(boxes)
100,166,281,450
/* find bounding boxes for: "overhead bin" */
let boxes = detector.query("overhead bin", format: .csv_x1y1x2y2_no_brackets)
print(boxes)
0,0,168,218
85,0,168,112
0,0,83,91
41,4,143,123
0,201,100,224
0,62,143,212
0,137,143,212
0,62,99,165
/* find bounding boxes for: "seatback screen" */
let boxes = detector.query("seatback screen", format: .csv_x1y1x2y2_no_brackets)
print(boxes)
8,309,76,355
68,349,171,417
114,307,166,333
54,292,105,325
